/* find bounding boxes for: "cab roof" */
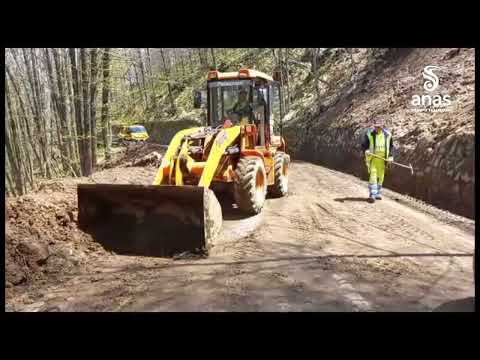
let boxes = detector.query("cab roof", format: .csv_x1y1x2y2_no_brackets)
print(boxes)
207,68,274,82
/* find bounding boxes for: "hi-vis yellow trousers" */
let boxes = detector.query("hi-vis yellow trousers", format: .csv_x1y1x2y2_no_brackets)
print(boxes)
366,154,386,198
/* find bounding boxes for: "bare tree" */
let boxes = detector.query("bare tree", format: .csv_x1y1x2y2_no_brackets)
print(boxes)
89,48,99,168
210,48,217,70
69,48,88,176
5,61,41,167
101,48,112,161
80,49,93,175
146,48,158,113
44,48,70,174
272,48,286,117
159,48,176,114
22,48,52,178
64,48,81,167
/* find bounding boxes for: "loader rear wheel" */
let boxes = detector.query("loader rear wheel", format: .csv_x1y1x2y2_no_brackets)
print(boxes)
234,157,267,215
269,152,290,198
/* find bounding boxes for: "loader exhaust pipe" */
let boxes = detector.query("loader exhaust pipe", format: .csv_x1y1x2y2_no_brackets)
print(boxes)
77,184,222,257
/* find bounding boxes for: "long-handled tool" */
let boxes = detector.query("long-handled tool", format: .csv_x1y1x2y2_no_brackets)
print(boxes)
367,152,414,175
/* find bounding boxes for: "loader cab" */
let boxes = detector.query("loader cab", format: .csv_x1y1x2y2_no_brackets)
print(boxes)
202,69,284,147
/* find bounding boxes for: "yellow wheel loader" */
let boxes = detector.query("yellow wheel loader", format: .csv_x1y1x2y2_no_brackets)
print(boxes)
77,69,290,257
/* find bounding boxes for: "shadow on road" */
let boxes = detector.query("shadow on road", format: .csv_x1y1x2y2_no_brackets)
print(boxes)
334,197,368,203
217,193,254,221
99,252,474,274
432,297,475,312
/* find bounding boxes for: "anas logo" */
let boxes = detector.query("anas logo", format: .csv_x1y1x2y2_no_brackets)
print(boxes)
423,65,440,92
409,65,452,112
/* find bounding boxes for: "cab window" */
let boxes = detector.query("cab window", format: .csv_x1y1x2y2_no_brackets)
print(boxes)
130,126,146,133
253,86,269,145
208,80,253,127
271,84,282,135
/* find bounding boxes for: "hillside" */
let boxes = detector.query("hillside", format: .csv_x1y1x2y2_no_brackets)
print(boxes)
282,48,474,218
140,48,474,218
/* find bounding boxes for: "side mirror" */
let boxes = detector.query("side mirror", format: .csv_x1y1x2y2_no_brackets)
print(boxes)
193,90,206,109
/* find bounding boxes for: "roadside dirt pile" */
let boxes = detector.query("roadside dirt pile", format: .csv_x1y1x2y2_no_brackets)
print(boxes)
5,160,159,300
5,185,104,291
284,48,474,218
103,142,166,169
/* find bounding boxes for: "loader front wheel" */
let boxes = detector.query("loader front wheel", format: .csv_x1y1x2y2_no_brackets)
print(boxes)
269,152,290,198
234,157,267,215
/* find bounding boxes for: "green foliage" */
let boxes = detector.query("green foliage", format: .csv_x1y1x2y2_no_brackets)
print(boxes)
109,48,310,128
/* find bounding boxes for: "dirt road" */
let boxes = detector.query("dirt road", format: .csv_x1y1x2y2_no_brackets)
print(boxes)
8,161,475,312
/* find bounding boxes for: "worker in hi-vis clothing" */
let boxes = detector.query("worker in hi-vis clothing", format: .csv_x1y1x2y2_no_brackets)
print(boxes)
361,117,395,203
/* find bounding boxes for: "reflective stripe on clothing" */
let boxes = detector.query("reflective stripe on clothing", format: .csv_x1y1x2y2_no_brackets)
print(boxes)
368,157,386,186
364,128,391,198
366,129,391,159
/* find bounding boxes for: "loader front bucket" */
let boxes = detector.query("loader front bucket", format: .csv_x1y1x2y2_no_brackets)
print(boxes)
77,184,222,257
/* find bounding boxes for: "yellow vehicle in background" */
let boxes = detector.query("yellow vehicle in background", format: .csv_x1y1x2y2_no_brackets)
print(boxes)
118,124,149,143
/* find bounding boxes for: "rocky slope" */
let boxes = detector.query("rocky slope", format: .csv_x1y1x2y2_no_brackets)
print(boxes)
283,48,474,219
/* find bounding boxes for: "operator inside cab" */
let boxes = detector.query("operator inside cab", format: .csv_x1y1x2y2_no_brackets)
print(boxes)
229,88,254,125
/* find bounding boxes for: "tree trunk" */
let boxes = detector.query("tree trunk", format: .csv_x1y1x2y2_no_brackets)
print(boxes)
89,48,99,168
22,48,50,178
53,48,79,175
44,48,70,173
5,154,18,197
179,49,186,78
210,48,217,70
5,54,35,187
136,48,149,110
160,48,176,114
80,48,93,176
5,63,42,167
5,86,25,195
69,48,86,176
101,48,112,161
188,49,194,69
146,48,158,113
65,49,81,172
10,78,35,188
197,48,204,68
6,76,31,194
30,48,52,178
272,49,285,118
283,48,291,112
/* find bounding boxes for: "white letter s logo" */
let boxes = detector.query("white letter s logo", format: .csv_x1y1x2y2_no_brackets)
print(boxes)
423,65,440,92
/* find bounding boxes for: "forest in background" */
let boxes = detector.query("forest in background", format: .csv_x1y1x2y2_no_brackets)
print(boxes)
4,48,387,197
4,48,307,196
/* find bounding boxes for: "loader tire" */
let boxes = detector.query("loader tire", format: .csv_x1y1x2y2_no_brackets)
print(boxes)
269,152,290,198
234,157,267,215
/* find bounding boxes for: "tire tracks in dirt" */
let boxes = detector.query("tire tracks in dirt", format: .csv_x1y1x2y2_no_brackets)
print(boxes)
9,160,474,312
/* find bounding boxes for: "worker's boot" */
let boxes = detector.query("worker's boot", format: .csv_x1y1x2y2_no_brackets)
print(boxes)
376,185,382,200
368,184,376,203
